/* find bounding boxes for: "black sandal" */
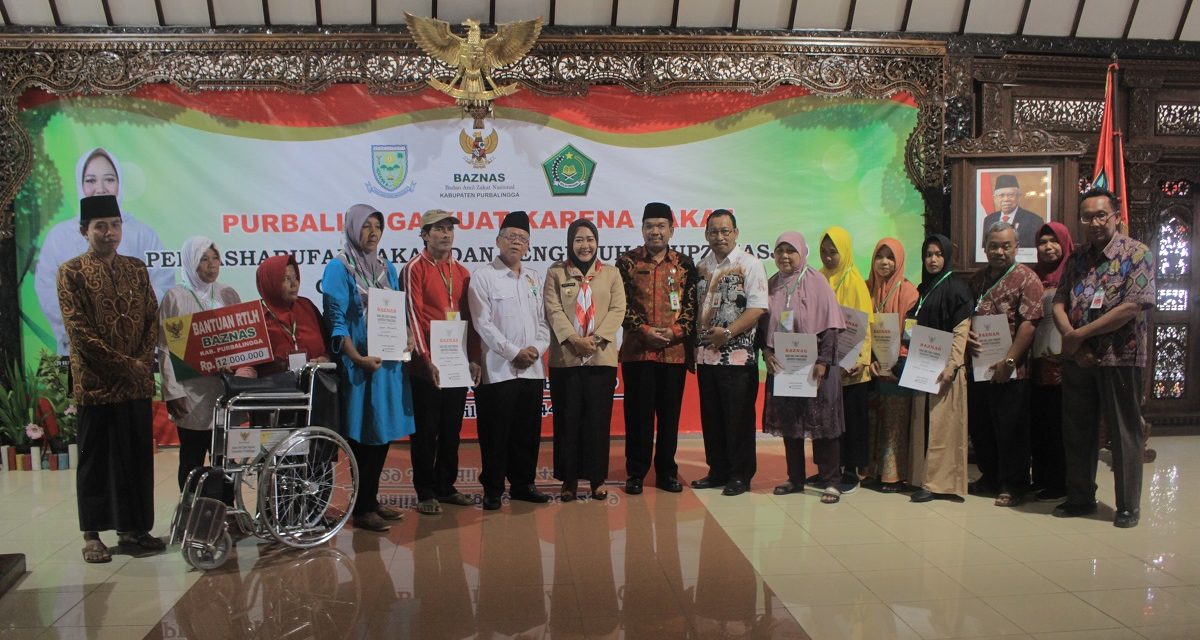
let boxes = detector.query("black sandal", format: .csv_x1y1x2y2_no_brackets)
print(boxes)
118,531,166,552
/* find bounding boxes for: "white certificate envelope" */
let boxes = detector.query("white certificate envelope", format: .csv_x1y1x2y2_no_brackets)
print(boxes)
971,314,1013,381
430,320,472,388
870,312,900,370
899,325,954,394
772,333,819,398
836,306,868,371
1031,292,1061,358
1032,319,1062,359
367,288,409,361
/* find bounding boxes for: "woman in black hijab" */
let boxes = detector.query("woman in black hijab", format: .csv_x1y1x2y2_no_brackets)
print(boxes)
908,235,975,503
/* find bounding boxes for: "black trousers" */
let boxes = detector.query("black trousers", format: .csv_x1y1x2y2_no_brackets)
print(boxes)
696,364,759,483
621,361,686,481
349,439,391,516
840,382,870,471
1062,364,1144,513
176,426,234,504
77,399,155,533
968,379,1031,495
409,376,468,501
474,378,544,497
1030,383,1066,494
550,366,616,487
784,437,841,487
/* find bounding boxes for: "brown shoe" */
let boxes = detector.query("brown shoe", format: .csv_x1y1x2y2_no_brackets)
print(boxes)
353,512,391,532
376,505,405,521
437,492,475,506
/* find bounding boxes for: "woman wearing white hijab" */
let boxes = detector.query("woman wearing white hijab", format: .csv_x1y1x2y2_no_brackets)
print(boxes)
157,236,241,495
35,147,174,354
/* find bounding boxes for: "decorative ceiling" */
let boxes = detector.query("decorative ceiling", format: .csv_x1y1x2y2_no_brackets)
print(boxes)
0,0,1197,42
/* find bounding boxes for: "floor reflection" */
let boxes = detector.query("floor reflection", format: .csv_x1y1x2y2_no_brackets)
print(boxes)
145,458,809,639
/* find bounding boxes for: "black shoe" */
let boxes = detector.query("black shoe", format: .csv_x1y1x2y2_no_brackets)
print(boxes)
804,473,822,486
910,489,935,503
655,477,683,493
481,494,502,511
624,477,644,495
721,480,749,496
510,488,551,504
1052,501,1098,518
1114,509,1140,528
967,480,998,497
774,480,803,495
1036,488,1068,502
690,476,727,490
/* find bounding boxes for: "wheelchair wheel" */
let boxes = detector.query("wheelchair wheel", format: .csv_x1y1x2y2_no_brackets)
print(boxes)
184,530,233,571
258,426,358,548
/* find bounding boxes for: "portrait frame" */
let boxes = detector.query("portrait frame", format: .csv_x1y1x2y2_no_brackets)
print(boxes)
946,130,1085,271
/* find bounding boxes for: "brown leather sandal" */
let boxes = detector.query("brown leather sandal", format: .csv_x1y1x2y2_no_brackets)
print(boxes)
82,539,112,564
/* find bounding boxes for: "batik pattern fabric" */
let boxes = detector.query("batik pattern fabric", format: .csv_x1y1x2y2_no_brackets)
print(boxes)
1053,233,1155,368
695,248,769,367
616,247,698,365
970,264,1045,380
57,253,158,405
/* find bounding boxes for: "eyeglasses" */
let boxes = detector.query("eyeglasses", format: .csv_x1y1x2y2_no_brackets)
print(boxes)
706,228,736,237
1080,212,1112,225
500,233,530,245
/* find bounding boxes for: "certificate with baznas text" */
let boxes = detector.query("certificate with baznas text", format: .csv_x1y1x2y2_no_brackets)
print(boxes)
367,288,408,361
772,332,819,398
836,306,868,371
899,325,954,394
971,314,1013,381
871,313,900,370
430,320,472,388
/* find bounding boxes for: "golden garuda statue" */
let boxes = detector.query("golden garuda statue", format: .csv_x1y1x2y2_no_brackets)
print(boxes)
404,13,543,109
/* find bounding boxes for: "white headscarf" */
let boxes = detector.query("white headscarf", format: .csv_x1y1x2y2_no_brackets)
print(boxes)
75,147,125,206
337,203,388,304
180,236,223,310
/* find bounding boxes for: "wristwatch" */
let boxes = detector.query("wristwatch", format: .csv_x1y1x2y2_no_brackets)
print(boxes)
1004,357,1016,368
723,328,733,341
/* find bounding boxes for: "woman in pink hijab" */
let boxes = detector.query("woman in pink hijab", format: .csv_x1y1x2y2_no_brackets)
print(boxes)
760,232,847,503
1029,222,1074,501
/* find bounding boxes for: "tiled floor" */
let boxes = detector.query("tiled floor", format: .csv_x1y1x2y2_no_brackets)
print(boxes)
3,435,1200,639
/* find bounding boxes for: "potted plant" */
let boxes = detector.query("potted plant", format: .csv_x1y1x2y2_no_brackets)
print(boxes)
0,358,41,470
36,350,77,467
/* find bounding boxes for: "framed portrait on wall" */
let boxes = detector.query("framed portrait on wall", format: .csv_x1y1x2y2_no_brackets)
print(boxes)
946,130,1085,271
974,166,1053,263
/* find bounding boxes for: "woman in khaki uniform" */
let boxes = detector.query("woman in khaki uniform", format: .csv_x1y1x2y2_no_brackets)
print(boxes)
544,219,627,501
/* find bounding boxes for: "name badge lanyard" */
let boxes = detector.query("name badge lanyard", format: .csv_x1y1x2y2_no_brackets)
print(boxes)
780,266,807,330
913,271,954,319
424,253,456,313
187,285,217,311
975,262,1017,312
874,278,903,315
346,251,386,299
261,300,299,350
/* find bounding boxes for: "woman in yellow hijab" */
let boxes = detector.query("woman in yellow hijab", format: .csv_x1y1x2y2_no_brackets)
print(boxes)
818,227,874,493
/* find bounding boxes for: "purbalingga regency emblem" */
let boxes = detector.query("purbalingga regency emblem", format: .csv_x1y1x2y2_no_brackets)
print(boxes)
542,144,596,196
460,129,499,169
368,144,416,198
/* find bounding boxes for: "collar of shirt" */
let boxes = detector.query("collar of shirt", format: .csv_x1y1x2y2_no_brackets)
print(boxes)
420,249,457,268
633,246,679,266
703,245,742,268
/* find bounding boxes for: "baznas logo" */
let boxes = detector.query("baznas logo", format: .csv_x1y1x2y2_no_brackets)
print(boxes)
460,129,499,169
542,144,596,196
367,144,416,198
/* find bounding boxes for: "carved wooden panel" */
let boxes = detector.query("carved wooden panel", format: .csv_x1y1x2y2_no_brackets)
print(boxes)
0,32,948,238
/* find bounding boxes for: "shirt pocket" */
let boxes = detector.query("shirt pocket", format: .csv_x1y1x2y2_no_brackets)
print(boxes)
491,291,520,318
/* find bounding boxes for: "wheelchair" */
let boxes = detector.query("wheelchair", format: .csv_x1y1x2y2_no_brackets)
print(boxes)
169,362,359,570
